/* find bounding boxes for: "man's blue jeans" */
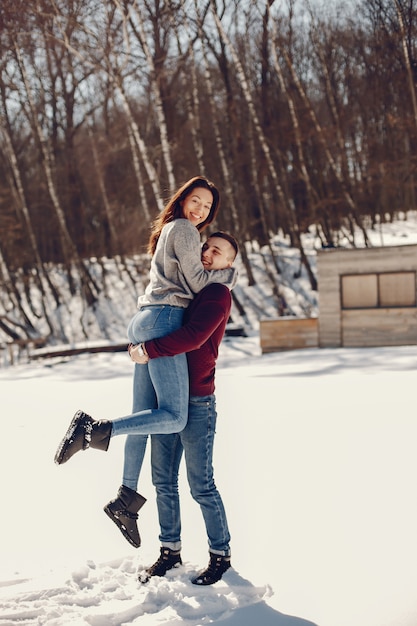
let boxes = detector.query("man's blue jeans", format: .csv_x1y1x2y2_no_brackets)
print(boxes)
150,394,231,556
113,305,188,490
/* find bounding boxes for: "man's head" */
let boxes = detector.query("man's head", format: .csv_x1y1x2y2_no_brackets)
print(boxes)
201,231,239,271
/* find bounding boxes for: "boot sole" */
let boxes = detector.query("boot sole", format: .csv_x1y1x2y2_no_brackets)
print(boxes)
103,505,141,548
54,410,84,465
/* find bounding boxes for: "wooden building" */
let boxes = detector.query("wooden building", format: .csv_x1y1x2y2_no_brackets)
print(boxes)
317,243,417,348
260,243,417,352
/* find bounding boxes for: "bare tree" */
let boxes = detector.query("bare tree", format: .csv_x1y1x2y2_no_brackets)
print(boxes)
208,0,297,311
268,9,317,289
116,0,176,190
192,0,256,285
11,33,100,301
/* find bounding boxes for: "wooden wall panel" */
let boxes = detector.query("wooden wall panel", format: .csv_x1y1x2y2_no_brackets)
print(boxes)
342,308,417,347
260,318,318,353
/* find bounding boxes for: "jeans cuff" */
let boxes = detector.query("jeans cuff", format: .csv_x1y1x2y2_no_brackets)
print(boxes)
162,541,181,552
210,548,231,557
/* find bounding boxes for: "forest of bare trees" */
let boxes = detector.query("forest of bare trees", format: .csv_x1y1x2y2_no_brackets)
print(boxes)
0,0,416,348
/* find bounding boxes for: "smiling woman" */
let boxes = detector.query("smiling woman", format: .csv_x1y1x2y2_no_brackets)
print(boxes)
180,188,213,226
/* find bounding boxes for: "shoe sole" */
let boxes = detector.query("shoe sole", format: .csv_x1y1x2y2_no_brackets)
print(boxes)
54,410,84,465
103,505,141,548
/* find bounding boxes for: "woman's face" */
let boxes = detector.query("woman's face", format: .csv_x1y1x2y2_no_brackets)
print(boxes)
181,187,213,227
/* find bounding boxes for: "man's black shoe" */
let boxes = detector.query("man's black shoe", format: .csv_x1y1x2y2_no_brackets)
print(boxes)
139,547,182,583
191,552,231,585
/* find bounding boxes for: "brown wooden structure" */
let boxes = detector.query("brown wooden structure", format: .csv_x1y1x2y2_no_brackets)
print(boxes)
317,243,417,348
260,243,417,352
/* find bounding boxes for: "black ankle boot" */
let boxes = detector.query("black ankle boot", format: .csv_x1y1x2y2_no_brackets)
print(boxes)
104,485,146,548
191,552,231,585
54,410,112,465
139,547,182,583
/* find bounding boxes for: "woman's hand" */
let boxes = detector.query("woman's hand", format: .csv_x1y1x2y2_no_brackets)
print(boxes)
128,343,149,364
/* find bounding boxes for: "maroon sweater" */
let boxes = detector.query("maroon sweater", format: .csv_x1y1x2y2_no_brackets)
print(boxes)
145,283,232,396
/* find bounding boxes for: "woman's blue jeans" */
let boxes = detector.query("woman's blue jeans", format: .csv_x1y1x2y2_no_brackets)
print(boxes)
113,305,188,491
150,395,231,556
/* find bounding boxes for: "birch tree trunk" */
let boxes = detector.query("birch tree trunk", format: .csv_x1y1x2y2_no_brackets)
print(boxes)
0,128,58,334
186,47,206,175
13,39,100,303
177,1,206,174
115,0,176,191
307,14,354,196
86,118,120,259
209,1,291,220
208,0,294,309
49,0,160,219
115,77,163,215
393,0,417,212
195,0,256,285
394,0,417,131
0,244,39,340
277,42,371,247
0,100,61,309
269,14,318,290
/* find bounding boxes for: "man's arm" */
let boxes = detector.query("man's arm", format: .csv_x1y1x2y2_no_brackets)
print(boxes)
146,284,231,358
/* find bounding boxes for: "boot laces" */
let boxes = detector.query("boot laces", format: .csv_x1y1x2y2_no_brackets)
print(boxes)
151,552,167,572
207,555,224,575
147,548,181,575
83,418,93,447
113,507,138,520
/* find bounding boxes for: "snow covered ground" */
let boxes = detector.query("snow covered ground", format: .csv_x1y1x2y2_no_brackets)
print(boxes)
1,337,417,626
1,213,417,625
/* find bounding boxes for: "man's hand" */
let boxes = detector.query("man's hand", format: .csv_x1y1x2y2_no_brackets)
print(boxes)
128,343,149,364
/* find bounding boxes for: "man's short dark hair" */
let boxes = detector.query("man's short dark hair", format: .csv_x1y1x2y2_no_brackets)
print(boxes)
208,231,239,259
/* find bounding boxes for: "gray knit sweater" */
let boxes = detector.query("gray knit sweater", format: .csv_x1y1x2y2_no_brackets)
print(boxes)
138,219,238,308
